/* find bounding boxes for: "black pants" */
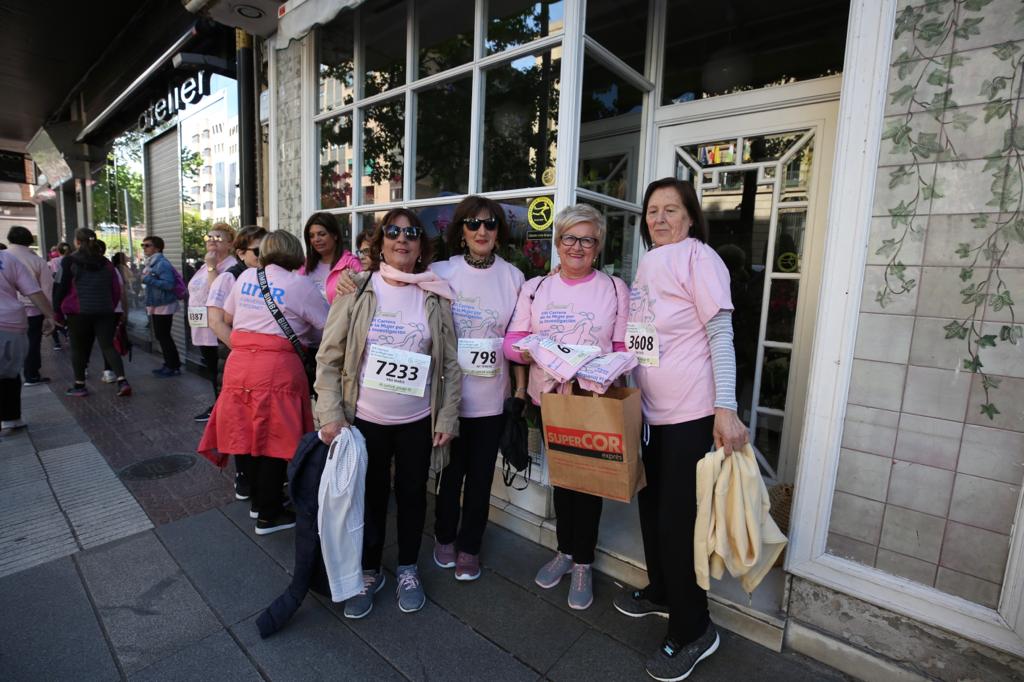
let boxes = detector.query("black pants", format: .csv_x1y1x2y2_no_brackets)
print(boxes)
357,416,432,569
0,376,21,422
638,415,715,644
24,315,43,381
150,314,180,370
434,414,504,555
67,314,124,383
251,455,288,520
199,344,224,399
553,486,603,565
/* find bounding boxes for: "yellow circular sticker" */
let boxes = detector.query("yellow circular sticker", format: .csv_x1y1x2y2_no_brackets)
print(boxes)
541,168,556,186
776,252,799,273
528,197,554,231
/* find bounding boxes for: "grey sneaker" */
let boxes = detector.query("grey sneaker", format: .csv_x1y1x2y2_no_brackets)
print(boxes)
567,563,593,610
613,587,669,618
344,570,385,619
396,564,426,613
644,625,720,681
535,551,573,589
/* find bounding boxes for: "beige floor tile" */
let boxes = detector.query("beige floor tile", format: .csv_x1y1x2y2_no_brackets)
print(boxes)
829,491,885,545
836,449,892,502
902,365,971,421
842,404,900,457
879,505,945,563
887,461,954,516
934,567,1001,609
874,548,937,586
940,521,1010,584
948,473,1021,535
893,413,962,469
958,425,1024,484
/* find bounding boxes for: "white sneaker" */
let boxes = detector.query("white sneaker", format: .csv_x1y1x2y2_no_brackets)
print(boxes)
1,419,27,430
101,370,117,383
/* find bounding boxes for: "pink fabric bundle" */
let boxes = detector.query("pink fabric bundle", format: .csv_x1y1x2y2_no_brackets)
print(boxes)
575,352,639,394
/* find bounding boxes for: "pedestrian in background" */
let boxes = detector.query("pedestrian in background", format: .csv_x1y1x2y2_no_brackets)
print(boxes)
141,236,182,377
301,212,361,301
48,242,70,350
6,226,52,386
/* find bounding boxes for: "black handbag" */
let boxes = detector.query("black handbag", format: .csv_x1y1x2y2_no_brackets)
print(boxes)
257,267,317,398
500,396,531,490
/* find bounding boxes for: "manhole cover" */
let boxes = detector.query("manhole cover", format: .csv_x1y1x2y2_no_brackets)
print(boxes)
119,454,197,480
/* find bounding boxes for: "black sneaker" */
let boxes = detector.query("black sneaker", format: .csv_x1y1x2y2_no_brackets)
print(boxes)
23,376,51,387
255,509,296,536
234,473,251,500
644,626,720,681
249,502,259,520
613,587,669,619
193,406,213,422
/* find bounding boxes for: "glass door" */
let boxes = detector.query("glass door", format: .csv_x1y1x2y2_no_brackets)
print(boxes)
655,102,838,482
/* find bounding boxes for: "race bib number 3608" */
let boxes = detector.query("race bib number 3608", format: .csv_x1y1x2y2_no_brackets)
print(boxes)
458,338,503,377
361,344,431,397
626,322,659,367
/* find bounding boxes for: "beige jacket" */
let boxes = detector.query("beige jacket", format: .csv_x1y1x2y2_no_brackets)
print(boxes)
314,274,462,472
694,444,788,594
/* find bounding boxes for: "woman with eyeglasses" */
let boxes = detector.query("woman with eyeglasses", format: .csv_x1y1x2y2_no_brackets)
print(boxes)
199,230,329,536
429,196,525,582
612,179,746,681
186,223,237,424
141,235,182,378
502,204,629,611
315,208,460,618
301,212,362,303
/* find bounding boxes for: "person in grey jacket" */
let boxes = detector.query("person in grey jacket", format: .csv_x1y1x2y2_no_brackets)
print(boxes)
141,236,182,376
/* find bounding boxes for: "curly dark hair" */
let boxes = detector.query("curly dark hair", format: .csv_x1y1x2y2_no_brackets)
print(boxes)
444,195,510,256
367,208,432,274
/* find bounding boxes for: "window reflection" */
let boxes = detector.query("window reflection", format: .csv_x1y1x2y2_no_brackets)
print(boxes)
579,56,643,202
418,0,474,77
363,1,407,97
580,199,638,282
487,0,564,55
362,98,405,204
661,0,848,105
482,52,560,192
415,76,472,198
319,114,354,209
585,0,648,74
319,12,355,112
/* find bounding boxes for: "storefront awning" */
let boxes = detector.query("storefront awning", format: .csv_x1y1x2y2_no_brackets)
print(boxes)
270,0,366,50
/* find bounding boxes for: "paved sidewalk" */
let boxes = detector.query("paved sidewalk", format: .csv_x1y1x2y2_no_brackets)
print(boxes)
0,346,849,681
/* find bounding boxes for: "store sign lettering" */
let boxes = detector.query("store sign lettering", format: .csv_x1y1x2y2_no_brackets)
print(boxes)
138,71,211,131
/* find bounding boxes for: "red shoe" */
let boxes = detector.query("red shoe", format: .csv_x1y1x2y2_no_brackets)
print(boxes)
455,551,481,581
116,379,132,397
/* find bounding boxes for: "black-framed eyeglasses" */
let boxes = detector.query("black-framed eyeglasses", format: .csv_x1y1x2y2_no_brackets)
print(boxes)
205,234,224,242
463,218,498,232
357,248,372,257
559,234,598,249
383,224,424,240
246,247,260,257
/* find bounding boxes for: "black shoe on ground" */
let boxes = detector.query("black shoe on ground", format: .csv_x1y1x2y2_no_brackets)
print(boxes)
644,625,720,681
613,587,669,619
234,473,251,500
194,406,213,422
255,509,296,536
23,376,51,387
249,502,259,520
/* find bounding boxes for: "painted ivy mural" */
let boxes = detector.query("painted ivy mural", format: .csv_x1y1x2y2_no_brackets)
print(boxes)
878,0,1024,419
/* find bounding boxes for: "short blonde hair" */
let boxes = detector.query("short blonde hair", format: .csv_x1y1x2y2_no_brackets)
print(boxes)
259,230,305,270
553,204,606,252
211,222,237,243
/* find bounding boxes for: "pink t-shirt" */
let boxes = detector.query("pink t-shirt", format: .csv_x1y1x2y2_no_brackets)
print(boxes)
307,262,331,299
430,255,525,418
630,238,733,425
0,251,42,333
206,270,238,309
355,273,433,425
223,264,328,347
188,256,238,346
506,270,629,406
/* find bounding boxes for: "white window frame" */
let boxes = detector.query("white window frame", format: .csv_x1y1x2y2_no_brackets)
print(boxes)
786,0,1024,656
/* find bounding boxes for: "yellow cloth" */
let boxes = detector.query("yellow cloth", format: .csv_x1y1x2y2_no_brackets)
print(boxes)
694,445,787,593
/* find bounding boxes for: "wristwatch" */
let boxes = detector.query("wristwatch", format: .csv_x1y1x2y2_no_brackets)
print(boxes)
206,266,216,273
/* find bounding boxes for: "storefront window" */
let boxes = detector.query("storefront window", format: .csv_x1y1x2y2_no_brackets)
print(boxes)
417,0,474,78
415,75,472,198
579,198,638,281
362,0,407,97
362,98,406,204
487,0,564,55
482,51,560,192
319,113,354,209
579,56,644,203
319,11,355,112
660,0,848,105
585,0,648,74
498,196,552,279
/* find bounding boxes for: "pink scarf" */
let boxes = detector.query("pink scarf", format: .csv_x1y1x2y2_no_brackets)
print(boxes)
379,263,453,300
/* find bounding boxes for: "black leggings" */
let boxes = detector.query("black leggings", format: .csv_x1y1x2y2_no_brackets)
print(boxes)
434,414,504,555
251,455,287,520
0,377,21,422
199,344,224,398
150,314,180,370
638,415,715,644
67,314,124,383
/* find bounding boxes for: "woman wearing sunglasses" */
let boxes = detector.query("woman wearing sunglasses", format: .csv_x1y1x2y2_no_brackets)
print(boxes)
300,212,362,303
429,196,525,582
185,223,237,422
315,208,461,618
502,204,629,611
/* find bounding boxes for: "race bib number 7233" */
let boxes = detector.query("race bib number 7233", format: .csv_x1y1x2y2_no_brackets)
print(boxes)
361,344,431,397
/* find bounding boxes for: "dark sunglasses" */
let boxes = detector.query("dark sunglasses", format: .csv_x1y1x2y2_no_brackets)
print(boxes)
246,247,260,257
463,218,498,231
142,242,154,248
383,224,424,240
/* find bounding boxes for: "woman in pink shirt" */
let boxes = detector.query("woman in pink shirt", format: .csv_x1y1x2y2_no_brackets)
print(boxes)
198,230,329,536
612,178,748,682
301,212,361,302
429,196,526,582
503,204,629,611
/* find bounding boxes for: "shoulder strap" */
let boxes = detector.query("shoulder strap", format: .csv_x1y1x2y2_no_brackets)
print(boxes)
604,271,626,325
256,267,307,362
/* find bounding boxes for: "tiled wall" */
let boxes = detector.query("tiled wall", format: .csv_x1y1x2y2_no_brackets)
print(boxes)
827,0,1024,609
275,38,304,235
